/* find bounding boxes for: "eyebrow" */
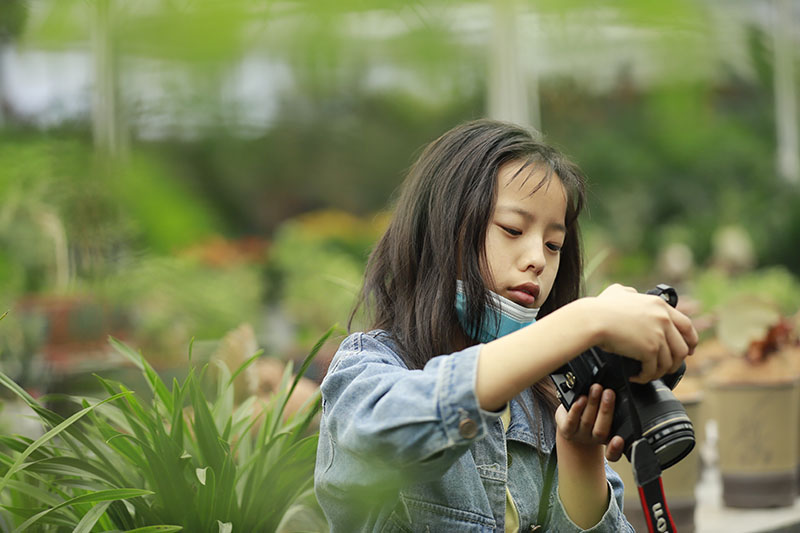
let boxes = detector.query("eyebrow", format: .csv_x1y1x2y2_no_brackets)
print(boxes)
496,206,567,233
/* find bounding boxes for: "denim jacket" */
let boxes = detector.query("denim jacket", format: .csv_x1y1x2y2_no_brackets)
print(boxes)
315,330,634,532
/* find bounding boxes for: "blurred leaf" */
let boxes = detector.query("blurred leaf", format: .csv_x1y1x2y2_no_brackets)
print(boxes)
717,301,781,355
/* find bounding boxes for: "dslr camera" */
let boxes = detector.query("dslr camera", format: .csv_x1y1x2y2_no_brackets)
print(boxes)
550,284,695,469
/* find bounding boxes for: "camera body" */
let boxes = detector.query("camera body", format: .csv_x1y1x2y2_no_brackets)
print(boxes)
549,284,695,469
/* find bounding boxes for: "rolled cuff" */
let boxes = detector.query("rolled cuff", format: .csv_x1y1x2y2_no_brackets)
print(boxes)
549,480,633,532
437,344,504,446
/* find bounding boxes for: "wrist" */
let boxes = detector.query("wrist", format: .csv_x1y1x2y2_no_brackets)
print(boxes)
571,297,606,349
556,429,606,462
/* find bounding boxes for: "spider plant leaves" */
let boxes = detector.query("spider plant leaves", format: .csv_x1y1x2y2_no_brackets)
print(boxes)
0,330,327,531
72,500,113,533
124,527,183,532
13,488,153,532
0,390,130,494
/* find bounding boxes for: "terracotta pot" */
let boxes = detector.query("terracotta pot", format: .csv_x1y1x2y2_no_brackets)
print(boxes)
781,347,800,486
709,355,799,508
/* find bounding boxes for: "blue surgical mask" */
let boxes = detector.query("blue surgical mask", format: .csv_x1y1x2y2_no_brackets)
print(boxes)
454,280,539,343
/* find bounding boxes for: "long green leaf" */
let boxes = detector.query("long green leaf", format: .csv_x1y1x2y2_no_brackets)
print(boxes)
0,392,130,495
108,336,145,371
22,456,115,484
270,326,332,437
125,526,183,532
188,373,225,472
0,370,39,410
2,505,75,527
72,500,112,533
13,488,153,532
1,478,63,508
225,349,263,390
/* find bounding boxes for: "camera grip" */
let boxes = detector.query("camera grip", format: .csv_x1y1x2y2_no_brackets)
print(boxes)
621,357,686,390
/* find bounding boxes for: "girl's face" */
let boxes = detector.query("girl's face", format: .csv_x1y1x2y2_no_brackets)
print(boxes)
484,160,567,309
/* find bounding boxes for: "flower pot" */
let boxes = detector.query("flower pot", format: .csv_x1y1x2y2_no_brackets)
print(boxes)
781,346,800,486
709,355,799,508
610,378,704,533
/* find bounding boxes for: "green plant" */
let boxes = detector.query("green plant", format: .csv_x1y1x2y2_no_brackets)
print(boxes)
693,266,800,317
0,328,331,532
87,254,265,362
268,210,385,346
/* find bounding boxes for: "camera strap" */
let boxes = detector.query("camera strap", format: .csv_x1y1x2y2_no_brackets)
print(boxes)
534,444,557,529
630,438,677,533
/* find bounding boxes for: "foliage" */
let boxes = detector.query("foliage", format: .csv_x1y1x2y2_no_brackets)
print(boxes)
0,138,88,294
692,266,800,317
268,210,386,346
85,255,265,363
0,329,331,532
0,135,224,295
542,24,800,277
109,153,224,255
156,86,484,235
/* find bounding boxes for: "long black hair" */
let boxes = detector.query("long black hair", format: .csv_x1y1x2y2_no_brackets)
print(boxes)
351,119,587,409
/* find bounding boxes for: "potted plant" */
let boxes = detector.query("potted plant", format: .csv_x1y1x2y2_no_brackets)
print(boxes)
708,309,800,508
0,327,331,531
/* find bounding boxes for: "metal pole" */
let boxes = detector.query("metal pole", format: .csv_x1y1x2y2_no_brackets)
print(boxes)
773,0,799,183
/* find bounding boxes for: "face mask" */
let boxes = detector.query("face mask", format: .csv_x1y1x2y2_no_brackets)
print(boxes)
454,280,539,343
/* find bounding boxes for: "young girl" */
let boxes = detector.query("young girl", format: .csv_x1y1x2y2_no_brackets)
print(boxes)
314,119,697,532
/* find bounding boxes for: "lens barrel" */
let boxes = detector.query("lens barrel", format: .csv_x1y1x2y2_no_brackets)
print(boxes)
615,381,696,469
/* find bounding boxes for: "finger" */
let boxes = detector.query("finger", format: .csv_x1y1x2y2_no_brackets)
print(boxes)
605,435,625,462
561,396,587,437
669,307,699,355
554,404,568,427
656,338,673,378
632,350,657,384
580,385,602,435
591,389,616,442
664,324,689,374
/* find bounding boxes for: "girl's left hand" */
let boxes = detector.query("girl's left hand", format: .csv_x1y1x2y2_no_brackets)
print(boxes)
555,383,626,462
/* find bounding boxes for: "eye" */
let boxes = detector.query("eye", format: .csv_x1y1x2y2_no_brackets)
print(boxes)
546,242,563,252
500,225,521,237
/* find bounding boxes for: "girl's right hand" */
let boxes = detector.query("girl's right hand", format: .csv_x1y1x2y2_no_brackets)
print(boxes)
592,284,698,383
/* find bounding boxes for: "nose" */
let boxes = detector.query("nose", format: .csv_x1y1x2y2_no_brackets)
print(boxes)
521,241,546,275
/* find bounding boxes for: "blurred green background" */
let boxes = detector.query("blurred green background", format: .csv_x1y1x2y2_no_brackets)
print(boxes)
1,0,799,393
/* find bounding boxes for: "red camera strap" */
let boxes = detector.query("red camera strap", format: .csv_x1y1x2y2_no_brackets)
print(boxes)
630,438,678,533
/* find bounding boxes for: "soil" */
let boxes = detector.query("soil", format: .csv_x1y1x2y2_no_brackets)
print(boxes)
686,338,735,376
708,349,799,386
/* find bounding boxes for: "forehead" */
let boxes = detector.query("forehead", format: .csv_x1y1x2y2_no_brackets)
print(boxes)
495,160,567,203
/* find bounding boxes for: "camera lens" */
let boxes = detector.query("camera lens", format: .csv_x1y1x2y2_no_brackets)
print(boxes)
642,410,695,469
615,382,696,469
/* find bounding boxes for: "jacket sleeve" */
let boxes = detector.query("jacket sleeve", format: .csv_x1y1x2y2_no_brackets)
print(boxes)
318,332,503,486
547,461,635,532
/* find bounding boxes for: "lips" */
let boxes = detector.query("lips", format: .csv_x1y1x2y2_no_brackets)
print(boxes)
508,283,540,306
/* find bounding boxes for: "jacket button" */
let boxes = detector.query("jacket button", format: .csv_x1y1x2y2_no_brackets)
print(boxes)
458,418,478,439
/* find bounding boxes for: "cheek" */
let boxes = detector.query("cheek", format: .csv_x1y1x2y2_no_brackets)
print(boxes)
483,232,503,274
543,257,561,291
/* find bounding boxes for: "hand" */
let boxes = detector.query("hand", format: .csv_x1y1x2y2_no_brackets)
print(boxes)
593,284,698,384
555,383,625,462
